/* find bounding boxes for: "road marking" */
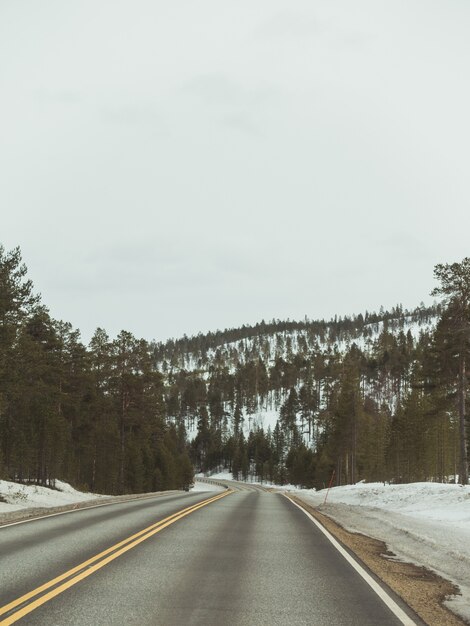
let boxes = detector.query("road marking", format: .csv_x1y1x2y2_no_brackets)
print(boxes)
285,495,417,626
0,490,232,625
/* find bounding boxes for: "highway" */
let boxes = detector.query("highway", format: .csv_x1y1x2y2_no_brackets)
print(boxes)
0,483,421,625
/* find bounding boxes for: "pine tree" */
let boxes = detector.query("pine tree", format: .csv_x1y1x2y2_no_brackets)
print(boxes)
432,259,470,484
0,246,40,477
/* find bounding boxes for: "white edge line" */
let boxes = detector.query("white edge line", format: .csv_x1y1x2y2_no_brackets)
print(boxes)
284,495,417,626
0,491,182,529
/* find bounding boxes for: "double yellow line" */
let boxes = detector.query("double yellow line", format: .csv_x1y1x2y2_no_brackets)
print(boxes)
0,490,232,625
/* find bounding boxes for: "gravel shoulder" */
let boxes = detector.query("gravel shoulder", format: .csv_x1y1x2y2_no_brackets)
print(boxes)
290,494,468,626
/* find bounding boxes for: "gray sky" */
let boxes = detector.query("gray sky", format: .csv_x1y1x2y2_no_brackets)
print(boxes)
1,1,469,343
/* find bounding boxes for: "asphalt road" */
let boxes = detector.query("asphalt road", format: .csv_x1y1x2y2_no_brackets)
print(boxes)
0,484,420,625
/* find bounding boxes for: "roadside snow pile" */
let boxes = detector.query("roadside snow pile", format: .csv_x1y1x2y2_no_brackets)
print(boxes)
310,481,470,519
294,482,470,623
0,479,101,514
205,471,300,491
200,471,239,482
191,479,225,492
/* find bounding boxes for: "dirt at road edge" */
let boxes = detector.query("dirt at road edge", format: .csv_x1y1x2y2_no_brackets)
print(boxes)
289,495,468,626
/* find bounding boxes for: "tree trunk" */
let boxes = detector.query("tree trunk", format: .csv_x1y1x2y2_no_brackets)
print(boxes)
458,355,469,484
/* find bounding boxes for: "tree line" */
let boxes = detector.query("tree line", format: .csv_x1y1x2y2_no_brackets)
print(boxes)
0,246,193,493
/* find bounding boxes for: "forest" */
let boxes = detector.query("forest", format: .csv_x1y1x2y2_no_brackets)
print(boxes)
0,244,469,493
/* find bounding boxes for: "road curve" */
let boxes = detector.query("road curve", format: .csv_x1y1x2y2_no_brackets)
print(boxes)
0,485,421,625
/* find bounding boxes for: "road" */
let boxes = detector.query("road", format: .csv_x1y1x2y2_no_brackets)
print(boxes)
0,483,421,625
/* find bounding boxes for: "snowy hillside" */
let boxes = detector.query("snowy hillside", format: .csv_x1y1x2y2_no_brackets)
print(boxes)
163,305,440,445
154,306,438,374
152,302,458,489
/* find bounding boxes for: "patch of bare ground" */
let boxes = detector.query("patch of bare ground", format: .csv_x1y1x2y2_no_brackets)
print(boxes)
289,495,468,626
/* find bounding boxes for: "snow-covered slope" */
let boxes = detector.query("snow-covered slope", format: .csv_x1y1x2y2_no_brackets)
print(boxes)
163,308,439,444
157,314,437,375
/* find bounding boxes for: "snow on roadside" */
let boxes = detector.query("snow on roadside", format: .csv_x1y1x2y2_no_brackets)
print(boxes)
291,482,470,623
206,471,299,490
201,471,235,482
0,479,102,514
0,475,225,514
190,480,225,492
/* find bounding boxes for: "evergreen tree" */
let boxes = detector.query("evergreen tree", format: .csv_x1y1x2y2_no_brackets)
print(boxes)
432,258,470,484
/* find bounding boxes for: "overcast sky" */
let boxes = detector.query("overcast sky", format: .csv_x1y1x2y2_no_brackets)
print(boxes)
1,1,469,343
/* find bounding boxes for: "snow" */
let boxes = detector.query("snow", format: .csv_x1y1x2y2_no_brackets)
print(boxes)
201,471,235,482
190,479,225,492
291,481,470,623
0,479,101,514
241,405,280,435
207,471,299,490
0,476,225,513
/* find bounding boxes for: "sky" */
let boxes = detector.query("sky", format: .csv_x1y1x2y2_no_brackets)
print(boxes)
1,0,470,344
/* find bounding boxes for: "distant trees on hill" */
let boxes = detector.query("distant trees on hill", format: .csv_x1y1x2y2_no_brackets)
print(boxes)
172,325,461,487
0,244,468,492
152,303,440,370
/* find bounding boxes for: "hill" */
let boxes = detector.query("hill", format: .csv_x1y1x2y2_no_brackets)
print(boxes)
151,303,450,487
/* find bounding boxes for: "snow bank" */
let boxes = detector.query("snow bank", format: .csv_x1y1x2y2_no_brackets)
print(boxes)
201,471,236,482
293,482,470,623
206,471,300,491
190,480,225,492
0,479,101,514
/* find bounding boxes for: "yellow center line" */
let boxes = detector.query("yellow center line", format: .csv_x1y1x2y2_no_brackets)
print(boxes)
0,490,232,625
